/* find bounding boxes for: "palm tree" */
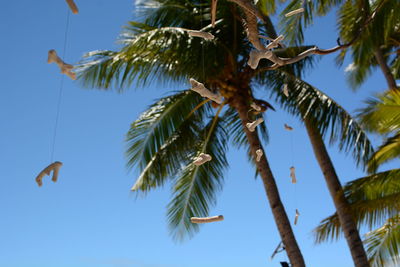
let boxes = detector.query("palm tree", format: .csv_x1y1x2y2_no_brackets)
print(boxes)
315,168,400,267
277,0,400,91
314,90,400,266
76,0,373,265
360,90,400,172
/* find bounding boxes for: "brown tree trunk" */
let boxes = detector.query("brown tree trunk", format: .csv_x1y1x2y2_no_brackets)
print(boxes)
235,98,306,267
374,48,398,91
304,119,370,267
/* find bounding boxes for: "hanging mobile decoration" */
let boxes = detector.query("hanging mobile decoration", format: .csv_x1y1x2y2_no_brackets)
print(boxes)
250,102,262,112
35,161,63,187
282,84,289,97
246,117,264,132
190,78,223,104
284,8,304,17
294,209,300,225
65,0,79,14
211,0,218,27
187,30,215,40
256,149,263,162
191,215,224,223
265,35,285,50
37,2,76,187
290,166,297,184
284,124,293,131
47,49,76,80
193,153,212,166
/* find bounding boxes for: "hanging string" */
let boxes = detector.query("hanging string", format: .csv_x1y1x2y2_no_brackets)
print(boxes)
50,9,71,162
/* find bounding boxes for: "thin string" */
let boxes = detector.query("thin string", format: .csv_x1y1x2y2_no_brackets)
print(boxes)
50,9,71,162
290,130,297,207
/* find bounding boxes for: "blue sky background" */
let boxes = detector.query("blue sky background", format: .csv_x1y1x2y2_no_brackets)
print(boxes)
1,1,398,267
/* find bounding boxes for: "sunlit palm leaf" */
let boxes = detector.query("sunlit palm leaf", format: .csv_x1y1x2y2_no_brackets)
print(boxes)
364,215,400,267
127,90,210,192
264,71,374,167
358,90,400,134
368,133,400,172
167,112,228,240
314,169,400,242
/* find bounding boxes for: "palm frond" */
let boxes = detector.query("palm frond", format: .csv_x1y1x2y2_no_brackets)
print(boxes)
314,169,400,243
76,22,225,90
358,90,400,134
364,215,400,267
127,90,210,192
263,71,374,167
368,133,400,172
167,109,229,240
279,0,314,46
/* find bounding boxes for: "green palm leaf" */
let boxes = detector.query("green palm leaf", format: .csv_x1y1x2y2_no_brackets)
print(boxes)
314,169,400,243
127,90,210,192
368,133,400,172
364,215,400,267
263,71,374,167
167,110,228,240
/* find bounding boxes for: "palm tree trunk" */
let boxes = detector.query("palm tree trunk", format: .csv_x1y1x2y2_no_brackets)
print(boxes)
374,48,398,91
304,119,370,267
235,98,306,267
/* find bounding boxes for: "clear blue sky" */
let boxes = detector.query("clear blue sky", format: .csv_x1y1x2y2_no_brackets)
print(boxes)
1,1,397,267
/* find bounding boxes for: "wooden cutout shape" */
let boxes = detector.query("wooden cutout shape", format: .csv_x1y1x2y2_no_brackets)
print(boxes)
250,103,262,112
290,166,297,184
187,30,215,40
265,35,285,50
35,161,63,187
284,124,293,131
294,209,300,225
190,78,223,104
256,149,263,162
191,215,224,223
65,0,79,14
285,8,304,17
246,118,264,132
211,0,218,27
193,153,212,166
48,50,76,80
282,84,289,97
247,49,274,69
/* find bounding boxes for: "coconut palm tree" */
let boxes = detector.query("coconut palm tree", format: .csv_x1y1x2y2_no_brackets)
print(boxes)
275,0,400,91
315,90,400,266
76,0,373,265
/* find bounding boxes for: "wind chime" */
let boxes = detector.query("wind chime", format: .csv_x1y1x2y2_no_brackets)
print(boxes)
35,0,79,187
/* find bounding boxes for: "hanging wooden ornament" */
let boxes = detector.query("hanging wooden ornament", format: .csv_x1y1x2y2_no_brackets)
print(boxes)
250,103,262,112
191,215,224,223
211,0,218,27
193,153,212,166
284,124,293,131
290,166,297,184
187,30,215,40
246,118,264,132
35,161,63,187
285,8,304,17
256,149,263,162
294,209,300,225
65,0,79,14
282,84,289,97
48,50,76,80
190,78,223,104
265,35,285,50
247,50,274,69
